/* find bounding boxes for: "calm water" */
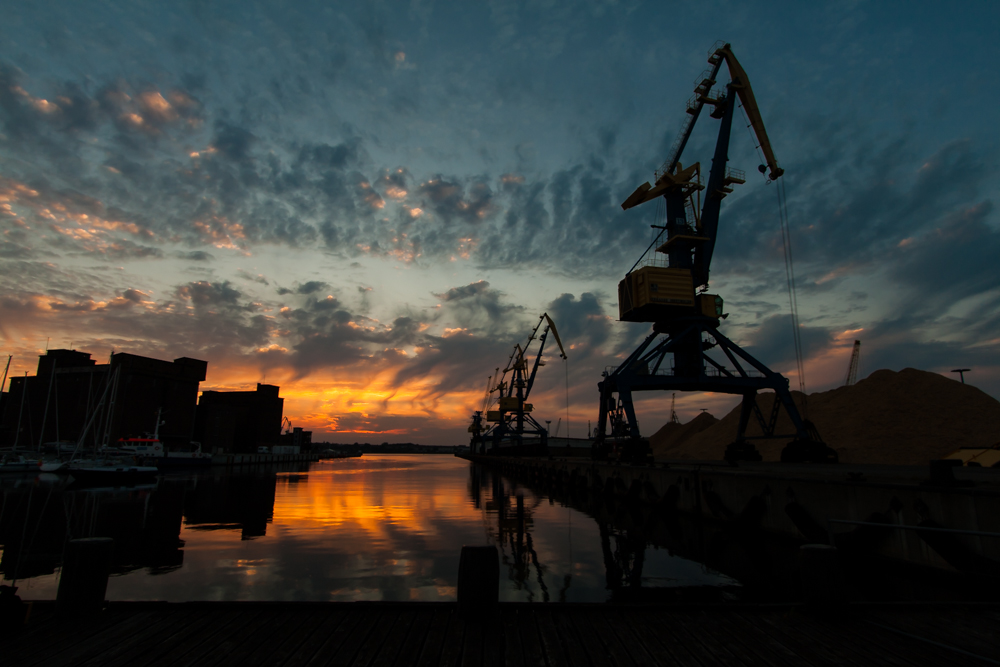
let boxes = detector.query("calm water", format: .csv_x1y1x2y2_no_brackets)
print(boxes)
0,455,738,602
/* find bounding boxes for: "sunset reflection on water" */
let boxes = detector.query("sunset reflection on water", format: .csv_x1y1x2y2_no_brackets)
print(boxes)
1,455,737,602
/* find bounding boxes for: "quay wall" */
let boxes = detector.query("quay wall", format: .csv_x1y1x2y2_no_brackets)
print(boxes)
459,453,1000,573
211,452,319,467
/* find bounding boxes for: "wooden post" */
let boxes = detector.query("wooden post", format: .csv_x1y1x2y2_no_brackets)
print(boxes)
57,537,114,614
457,546,499,613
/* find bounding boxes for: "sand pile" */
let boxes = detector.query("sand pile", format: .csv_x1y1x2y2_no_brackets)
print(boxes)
652,368,1000,465
649,412,719,457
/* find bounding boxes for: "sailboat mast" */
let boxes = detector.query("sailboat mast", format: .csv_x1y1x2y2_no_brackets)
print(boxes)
12,372,27,450
0,355,10,394
37,359,57,451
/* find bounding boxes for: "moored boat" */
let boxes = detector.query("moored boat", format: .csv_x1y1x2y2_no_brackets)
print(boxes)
67,459,159,485
0,454,41,473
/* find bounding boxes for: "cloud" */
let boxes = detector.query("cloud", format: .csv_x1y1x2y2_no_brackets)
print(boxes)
739,314,835,371
545,292,611,358
433,281,525,333
276,280,331,296
177,250,214,262
211,121,255,163
416,177,495,224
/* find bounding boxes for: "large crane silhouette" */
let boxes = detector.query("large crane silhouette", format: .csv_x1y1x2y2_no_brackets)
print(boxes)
595,42,837,464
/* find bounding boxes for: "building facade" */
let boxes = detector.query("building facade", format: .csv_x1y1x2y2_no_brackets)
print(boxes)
0,350,207,450
194,383,284,453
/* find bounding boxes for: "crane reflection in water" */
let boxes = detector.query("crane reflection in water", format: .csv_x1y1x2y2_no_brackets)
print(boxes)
470,463,660,601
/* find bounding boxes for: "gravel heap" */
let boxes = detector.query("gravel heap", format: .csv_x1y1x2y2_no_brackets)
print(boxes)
650,368,1000,465
649,412,718,455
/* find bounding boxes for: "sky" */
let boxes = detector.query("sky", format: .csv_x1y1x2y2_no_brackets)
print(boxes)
2,1,999,445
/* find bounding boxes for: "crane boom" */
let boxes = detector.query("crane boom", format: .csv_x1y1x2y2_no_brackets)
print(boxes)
716,45,783,181
542,313,568,360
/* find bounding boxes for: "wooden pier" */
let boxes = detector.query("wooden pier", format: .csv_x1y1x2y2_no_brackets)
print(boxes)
6,601,1000,666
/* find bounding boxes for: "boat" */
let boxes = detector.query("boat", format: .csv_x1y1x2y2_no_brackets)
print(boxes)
152,441,213,469
67,458,159,485
61,367,159,484
0,454,41,474
106,436,164,459
39,460,68,473
110,409,212,469
319,448,363,459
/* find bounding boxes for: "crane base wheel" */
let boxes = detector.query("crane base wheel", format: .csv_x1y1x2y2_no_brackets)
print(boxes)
780,439,839,464
724,440,763,463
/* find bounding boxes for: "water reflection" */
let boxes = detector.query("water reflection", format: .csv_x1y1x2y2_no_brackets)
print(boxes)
470,462,741,604
2,456,740,602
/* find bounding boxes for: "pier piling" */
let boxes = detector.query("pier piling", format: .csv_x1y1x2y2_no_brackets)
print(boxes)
56,537,114,615
457,545,499,612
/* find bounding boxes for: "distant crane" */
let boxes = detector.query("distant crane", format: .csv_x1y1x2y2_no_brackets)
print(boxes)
669,393,680,424
469,313,568,454
951,368,971,384
844,340,861,386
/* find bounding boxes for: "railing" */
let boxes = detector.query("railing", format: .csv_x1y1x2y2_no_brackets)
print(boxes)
650,367,764,378
693,69,716,91
827,519,1000,540
725,167,746,182
635,255,671,269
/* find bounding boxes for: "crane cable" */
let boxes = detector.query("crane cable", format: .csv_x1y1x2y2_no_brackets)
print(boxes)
739,101,808,412
776,178,808,414
564,356,570,439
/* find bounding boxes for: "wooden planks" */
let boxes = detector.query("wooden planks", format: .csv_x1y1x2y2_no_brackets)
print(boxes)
7,602,1000,667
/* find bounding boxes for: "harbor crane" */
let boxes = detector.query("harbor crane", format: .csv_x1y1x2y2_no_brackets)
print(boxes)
844,340,861,386
470,314,567,455
595,42,837,464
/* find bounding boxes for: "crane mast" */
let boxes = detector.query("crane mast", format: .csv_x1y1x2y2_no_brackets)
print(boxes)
469,314,567,455
596,42,836,464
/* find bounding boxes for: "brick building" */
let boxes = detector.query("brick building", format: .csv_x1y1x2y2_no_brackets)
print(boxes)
194,383,284,453
0,350,207,449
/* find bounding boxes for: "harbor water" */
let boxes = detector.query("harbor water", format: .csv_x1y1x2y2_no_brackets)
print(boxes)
1,455,740,602
2,454,989,603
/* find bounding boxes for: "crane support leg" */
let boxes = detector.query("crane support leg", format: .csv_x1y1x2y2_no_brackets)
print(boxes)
724,392,763,462
595,317,838,464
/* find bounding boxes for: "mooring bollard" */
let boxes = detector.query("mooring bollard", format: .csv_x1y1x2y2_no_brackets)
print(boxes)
457,545,499,613
799,543,845,608
57,537,114,615
0,585,28,632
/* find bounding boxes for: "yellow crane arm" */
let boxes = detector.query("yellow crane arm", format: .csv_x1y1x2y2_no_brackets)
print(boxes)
718,45,784,181
543,314,568,359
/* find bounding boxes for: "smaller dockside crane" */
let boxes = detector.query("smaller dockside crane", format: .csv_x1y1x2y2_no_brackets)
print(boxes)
469,314,567,455
844,340,861,386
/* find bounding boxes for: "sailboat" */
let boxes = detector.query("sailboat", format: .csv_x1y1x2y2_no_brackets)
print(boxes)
65,365,158,485
0,454,41,473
